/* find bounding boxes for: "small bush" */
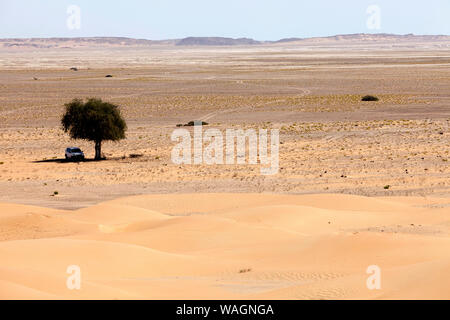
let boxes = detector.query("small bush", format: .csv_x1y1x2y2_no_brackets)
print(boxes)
384,185,390,190
362,95,379,102
53,191,59,195
129,153,143,158
176,121,208,127
239,268,252,274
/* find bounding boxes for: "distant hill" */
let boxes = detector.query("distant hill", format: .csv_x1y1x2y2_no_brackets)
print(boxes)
1,34,449,49
276,33,450,44
0,37,160,48
176,37,261,46
0,37,176,49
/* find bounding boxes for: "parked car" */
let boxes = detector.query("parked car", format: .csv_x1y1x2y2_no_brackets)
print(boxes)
65,147,85,160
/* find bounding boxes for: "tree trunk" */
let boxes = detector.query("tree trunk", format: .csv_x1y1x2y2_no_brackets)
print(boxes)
95,140,102,160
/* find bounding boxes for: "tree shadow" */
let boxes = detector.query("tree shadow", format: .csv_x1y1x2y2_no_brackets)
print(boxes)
33,158,106,163
33,154,144,164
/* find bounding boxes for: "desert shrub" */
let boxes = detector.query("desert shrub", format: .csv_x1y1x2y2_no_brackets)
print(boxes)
185,121,208,126
129,153,143,158
176,121,208,127
239,268,252,273
362,95,379,102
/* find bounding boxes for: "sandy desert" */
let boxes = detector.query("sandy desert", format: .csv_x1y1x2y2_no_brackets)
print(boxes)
0,36,449,299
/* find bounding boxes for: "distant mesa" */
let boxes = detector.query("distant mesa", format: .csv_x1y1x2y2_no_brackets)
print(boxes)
275,37,303,43
176,37,261,46
276,33,450,44
0,37,161,49
0,34,449,49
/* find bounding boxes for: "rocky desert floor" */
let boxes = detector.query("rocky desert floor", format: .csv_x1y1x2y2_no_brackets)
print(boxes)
0,42,449,299
0,44,449,209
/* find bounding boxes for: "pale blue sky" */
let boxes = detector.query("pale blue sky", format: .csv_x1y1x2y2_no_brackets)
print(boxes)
0,0,449,40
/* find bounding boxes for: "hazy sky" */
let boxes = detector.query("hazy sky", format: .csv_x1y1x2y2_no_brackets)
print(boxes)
1,0,449,40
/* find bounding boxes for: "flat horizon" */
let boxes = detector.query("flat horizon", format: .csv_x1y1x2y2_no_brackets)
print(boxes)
1,32,450,41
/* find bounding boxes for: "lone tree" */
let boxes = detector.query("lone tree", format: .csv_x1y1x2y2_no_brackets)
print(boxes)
61,98,127,160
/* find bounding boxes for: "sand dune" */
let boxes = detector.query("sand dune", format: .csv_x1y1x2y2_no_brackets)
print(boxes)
0,193,449,299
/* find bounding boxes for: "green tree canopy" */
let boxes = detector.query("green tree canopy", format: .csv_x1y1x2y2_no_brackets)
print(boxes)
61,98,127,160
